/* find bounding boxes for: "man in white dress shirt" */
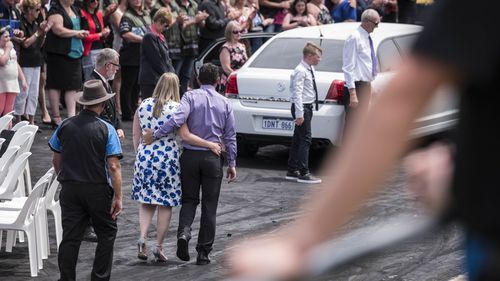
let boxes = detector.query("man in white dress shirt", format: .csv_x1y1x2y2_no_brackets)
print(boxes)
342,9,380,123
286,42,322,184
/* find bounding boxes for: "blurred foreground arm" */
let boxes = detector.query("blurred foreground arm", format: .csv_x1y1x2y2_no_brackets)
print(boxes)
228,56,457,279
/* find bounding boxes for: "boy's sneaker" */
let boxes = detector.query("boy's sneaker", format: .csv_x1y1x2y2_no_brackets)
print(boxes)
285,170,301,180
297,173,322,184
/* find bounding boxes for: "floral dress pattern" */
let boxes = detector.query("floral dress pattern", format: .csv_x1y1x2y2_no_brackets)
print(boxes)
221,42,248,86
131,98,182,206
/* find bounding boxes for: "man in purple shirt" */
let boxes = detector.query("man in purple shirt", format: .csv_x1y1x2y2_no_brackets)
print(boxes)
143,63,237,265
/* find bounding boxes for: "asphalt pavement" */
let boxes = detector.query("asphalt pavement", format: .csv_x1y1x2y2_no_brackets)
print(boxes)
0,119,466,281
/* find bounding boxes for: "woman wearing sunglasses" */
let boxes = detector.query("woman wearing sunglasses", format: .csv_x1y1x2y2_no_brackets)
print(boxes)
80,0,111,81
219,21,248,92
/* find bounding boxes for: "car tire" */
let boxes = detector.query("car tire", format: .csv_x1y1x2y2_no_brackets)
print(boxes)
237,142,259,158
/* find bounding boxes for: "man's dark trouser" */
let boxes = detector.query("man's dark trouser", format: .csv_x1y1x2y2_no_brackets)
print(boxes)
177,149,223,254
58,183,117,281
119,65,140,120
343,81,372,127
288,104,313,175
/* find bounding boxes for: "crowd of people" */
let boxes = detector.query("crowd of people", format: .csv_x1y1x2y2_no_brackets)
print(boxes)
1,0,432,280
1,0,421,125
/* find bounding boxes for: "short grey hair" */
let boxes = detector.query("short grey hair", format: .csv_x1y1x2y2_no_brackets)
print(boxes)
361,9,379,23
95,48,119,69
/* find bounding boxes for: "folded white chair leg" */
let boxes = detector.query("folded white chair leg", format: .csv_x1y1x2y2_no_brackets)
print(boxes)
0,230,2,250
5,230,15,252
26,226,39,277
24,162,32,194
35,219,43,270
18,230,25,243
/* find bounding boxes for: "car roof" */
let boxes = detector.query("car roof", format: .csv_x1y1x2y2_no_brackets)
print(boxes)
274,22,422,45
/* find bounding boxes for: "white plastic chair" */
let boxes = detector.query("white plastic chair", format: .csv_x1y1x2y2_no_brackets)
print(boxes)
0,146,21,183
0,152,32,200
11,120,29,131
0,114,14,132
0,171,53,264
9,126,37,195
45,175,62,249
0,181,44,277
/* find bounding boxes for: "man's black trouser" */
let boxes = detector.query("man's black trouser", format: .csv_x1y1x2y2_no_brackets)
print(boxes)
288,104,313,175
177,149,223,254
119,65,140,120
344,81,371,126
58,183,117,281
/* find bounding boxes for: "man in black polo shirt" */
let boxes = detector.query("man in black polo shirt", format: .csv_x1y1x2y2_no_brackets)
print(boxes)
228,1,500,280
49,80,123,281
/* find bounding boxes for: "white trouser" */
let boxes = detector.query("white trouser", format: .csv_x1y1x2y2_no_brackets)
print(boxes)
14,66,41,116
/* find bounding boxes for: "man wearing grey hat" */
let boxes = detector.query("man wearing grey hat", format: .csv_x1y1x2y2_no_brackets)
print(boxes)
49,79,123,281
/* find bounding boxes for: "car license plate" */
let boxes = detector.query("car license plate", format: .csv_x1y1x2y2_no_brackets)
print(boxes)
262,117,294,131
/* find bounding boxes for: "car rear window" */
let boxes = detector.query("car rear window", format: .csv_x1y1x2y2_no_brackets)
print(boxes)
249,38,345,72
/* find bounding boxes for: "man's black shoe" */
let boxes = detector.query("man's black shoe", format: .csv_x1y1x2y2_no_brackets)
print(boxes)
176,235,190,261
83,227,98,243
285,170,300,181
297,173,322,184
196,251,210,265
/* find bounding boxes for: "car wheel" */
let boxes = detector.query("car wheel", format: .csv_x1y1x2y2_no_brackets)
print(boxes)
237,142,259,158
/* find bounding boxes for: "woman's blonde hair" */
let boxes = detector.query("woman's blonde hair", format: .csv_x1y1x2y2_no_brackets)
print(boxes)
22,0,41,12
152,72,180,118
153,7,173,26
224,21,240,41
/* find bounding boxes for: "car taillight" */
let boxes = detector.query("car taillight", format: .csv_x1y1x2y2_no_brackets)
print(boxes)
225,73,239,98
325,79,345,103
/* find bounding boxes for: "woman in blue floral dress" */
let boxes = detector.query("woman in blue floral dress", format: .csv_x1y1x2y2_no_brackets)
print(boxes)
131,73,220,262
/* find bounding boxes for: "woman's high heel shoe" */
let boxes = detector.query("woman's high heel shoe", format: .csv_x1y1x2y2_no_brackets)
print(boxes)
152,246,168,263
137,238,148,260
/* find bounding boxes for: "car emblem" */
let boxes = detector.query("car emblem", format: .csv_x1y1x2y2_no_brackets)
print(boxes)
277,82,286,92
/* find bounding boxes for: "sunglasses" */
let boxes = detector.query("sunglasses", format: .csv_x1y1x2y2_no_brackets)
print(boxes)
370,20,379,27
232,30,241,34
90,0,99,3
107,62,120,68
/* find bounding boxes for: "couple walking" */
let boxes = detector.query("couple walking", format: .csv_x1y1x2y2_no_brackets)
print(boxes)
132,63,237,265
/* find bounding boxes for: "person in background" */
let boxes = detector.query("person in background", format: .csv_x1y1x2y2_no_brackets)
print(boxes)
286,42,322,184
356,0,384,20
45,0,88,125
0,0,25,45
247,0,273,53
175,0,208,95
131,72,221,262
107,0,127,116
342,9,380,125
227,0,257,33
119,0,151,121
281,0,316,30
38,0,52,126
197,0,228,54
0,26,27,118
150,0,182,69
138,7,174,99
259,0,291,32
330,0,356,22
80,0,111,81
49,79,122,281
219,21,247,92
397,0,416,24
381,0,397,22
307,0,333,25
14,0,49,126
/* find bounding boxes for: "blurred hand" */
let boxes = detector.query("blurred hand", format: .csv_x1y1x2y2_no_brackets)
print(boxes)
21,79,28,92
105,3,118,15
349,91,359,107
117,129,125,141
403,142,454,214
101,27,111,38
295,117,304,126
281,1,291,9
209,142,222,156
227,234,305,280
263,18,274,26
110,197,122,220
142,128,154,145
226,167,237,183
5,41,14,50
75,30,89,39
195,10,209,22
13,29,24,38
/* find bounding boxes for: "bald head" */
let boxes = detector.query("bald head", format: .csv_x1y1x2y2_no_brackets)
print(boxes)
360,9,380,33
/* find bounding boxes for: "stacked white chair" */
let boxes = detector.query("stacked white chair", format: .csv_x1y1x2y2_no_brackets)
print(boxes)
0,171,53,264
0,114,14,132
0,180,45,277
0,146,21,183
44,174,62,249
0,152,32,200
9,125,38,195
11,120,29,131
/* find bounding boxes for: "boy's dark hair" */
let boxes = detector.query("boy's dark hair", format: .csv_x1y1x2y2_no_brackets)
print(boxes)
198,63,221,85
